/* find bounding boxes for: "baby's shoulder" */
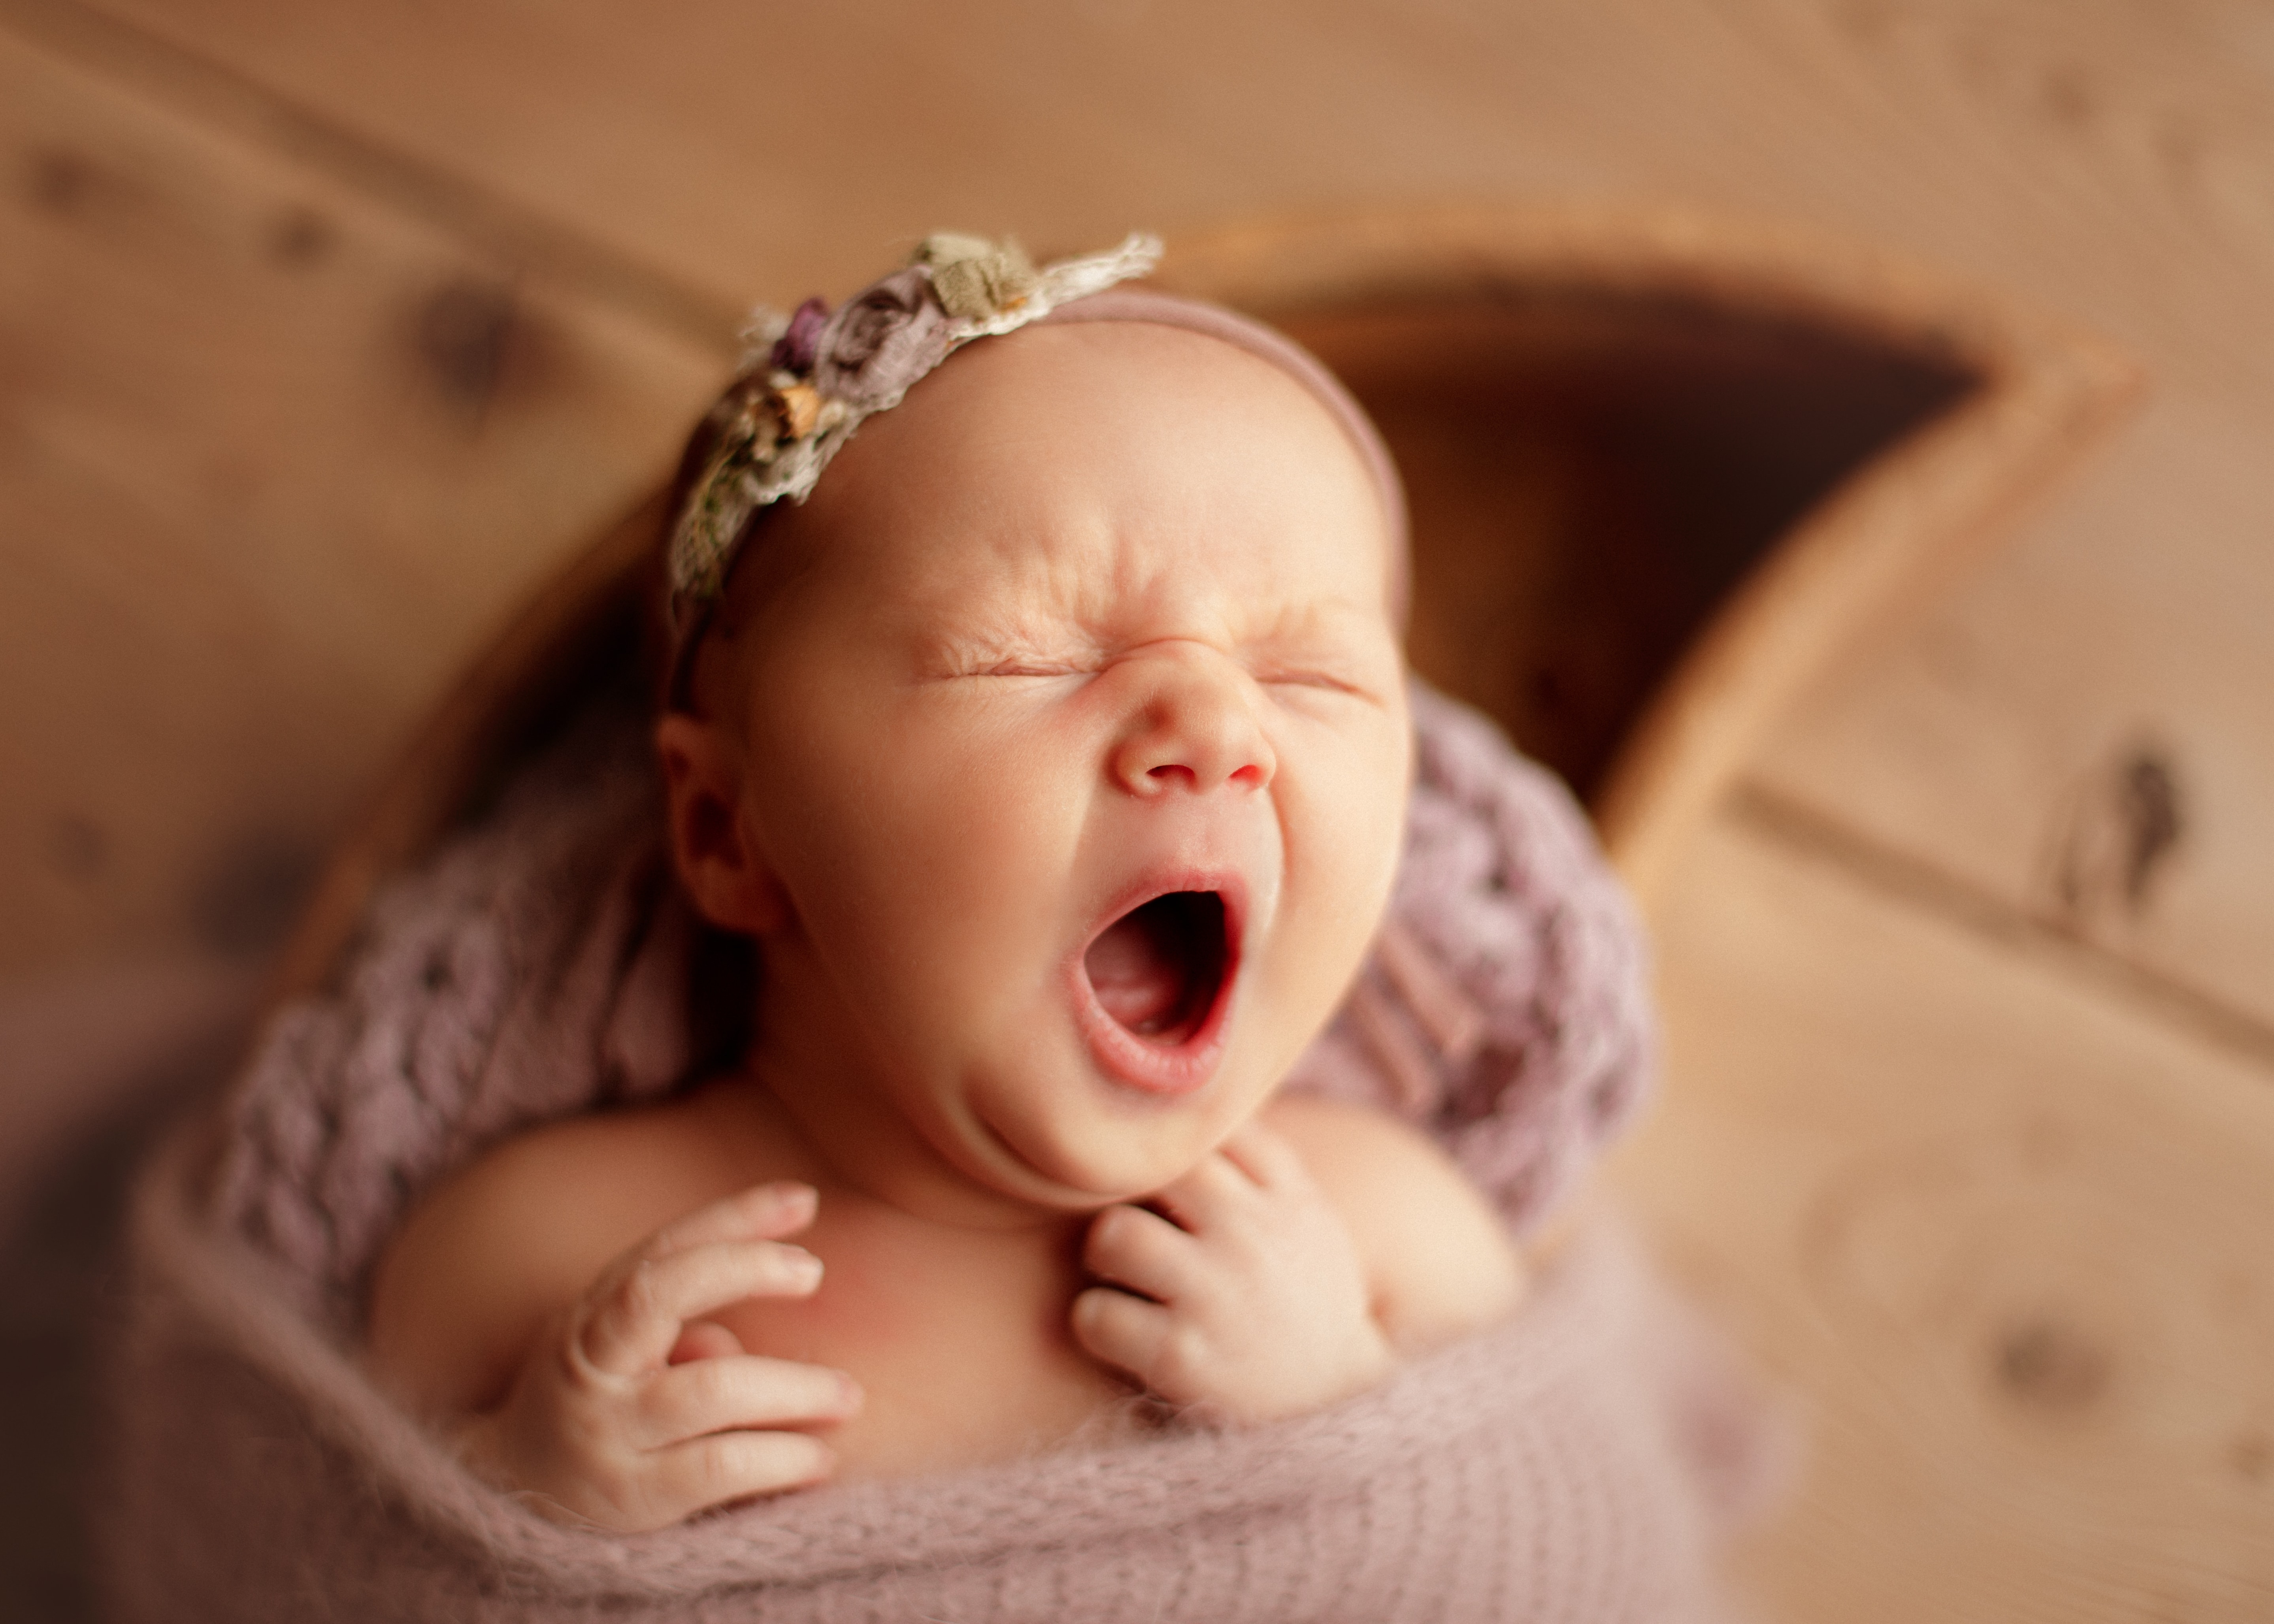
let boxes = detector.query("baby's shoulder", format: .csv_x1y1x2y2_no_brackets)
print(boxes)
434,1082,790,1232
1260,1092,1525,1353
364,1082,787,1416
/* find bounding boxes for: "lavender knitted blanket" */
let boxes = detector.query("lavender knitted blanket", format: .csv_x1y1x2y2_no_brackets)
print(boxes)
104,682,1775,1622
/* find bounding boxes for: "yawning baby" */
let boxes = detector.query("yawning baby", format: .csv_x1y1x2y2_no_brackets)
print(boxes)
365,236,1524,1532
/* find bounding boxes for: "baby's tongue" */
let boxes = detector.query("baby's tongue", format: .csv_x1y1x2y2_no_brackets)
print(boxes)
1085,910,1190,1037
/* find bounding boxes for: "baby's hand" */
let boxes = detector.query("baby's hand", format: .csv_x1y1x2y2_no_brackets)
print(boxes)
460,1182,862,1533
1072,1122,1392,1425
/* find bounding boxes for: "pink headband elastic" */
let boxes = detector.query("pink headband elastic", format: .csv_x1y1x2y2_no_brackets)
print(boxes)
1034,287,1410,595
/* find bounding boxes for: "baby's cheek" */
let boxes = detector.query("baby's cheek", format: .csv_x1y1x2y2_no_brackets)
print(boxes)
1273,754,1406,1005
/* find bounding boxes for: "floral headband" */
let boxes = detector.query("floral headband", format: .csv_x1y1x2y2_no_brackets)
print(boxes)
661,232,1409,701
666,231,1162,628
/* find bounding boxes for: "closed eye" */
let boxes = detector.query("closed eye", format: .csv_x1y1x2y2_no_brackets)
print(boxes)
974,658,1089,678
1254,667,1372,699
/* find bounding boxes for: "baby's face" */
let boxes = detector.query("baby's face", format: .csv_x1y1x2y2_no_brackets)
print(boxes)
680,321,1409,1210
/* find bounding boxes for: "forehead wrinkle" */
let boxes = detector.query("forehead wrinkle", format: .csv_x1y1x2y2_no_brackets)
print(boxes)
800,317,1395,661
892,500,1384,670
877,447,1202,637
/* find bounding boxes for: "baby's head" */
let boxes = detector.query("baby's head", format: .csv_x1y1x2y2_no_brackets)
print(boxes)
656,237,1413,1215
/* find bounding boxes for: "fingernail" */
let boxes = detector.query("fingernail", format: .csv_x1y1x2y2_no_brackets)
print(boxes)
835,1373,865,1414
786,1247,824,1287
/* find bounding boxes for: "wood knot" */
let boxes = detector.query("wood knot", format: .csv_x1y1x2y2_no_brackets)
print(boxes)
2038,66,2099,128
2046,737,2184,924
191,828,317,957
413,279,518,416
268,205,336,269
2231,1431,2272,1484
1993,1317,2109,1413
46,811,109,881
2116,750,2182,904
25,145,95,215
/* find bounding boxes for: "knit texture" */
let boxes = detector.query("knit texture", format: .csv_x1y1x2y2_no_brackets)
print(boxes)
105,680,1773,1623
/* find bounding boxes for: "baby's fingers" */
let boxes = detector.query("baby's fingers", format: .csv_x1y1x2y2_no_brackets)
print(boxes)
580,1240,823,1376
646,1181,818,1258
630,1431,838,1531
1216,1120,1310,1192
1071,1285,1180,1392
1084,1203,1201,1304
1148,1151,1259,1235
634,1355,862,1450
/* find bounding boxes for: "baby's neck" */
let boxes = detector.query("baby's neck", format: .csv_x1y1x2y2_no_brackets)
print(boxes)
740,938,1115,1234
735,1056,1086,1236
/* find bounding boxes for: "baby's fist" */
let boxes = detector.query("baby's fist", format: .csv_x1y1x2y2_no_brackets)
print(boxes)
1072,1123,1392,1424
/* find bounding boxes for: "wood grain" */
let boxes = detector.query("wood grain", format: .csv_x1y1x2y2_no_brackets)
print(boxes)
0,23,720,976
1700,0,2274,1039
4,4,2273,1616
1752,385,2274,1041
1608,808,2274,1623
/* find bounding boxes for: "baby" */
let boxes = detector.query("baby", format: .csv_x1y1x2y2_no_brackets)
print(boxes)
366,234,1524,1533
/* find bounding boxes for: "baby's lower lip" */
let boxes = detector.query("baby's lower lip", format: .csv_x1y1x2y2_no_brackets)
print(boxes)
1069,879,1243,1096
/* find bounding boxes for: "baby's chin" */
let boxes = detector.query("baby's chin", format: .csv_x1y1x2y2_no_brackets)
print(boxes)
945,1071,1271,1210
918,976,1332,1210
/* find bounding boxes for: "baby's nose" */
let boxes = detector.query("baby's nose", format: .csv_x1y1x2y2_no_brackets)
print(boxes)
1108,650,1276,797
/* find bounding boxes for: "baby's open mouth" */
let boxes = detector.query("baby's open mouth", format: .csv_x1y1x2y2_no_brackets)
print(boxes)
1082,891,1229,1047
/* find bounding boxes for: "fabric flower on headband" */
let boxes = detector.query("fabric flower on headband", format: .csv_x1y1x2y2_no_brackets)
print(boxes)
667,231,1162,625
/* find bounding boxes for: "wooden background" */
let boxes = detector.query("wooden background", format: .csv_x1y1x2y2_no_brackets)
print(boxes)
4,0,2271,1616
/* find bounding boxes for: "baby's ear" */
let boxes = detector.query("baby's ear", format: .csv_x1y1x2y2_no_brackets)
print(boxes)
653,712,792,935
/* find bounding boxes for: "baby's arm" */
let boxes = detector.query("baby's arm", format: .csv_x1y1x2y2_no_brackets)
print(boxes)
367,1120,862,1533
1071,1095,1523,1424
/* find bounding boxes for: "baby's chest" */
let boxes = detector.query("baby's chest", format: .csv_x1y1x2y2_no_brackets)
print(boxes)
713,1207,1133,1479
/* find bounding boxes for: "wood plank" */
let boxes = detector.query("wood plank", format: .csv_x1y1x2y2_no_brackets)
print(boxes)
0,23,722,977
53,0,2274,388
1699,0,2274,1039
38,0,2274,1031
26,0,1638,302
1747,354,2274,1042
1607,808,2274,1623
